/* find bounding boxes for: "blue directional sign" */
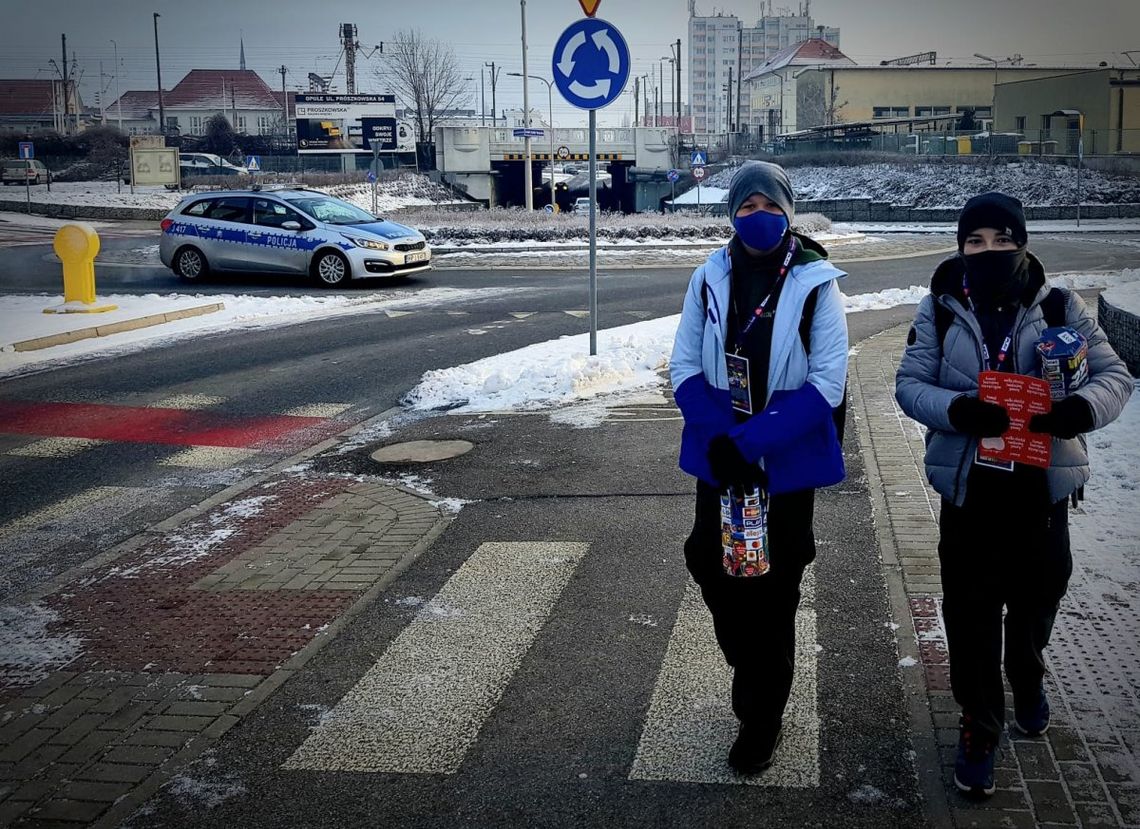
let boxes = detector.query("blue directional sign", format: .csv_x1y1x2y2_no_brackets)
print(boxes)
512,128,545,138
552,18,630,111
667,169,680,183
690,150,707,167
18,142,33,160
366,170,377,183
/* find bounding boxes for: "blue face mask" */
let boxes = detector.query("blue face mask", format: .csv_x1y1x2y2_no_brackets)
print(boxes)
733,210,789,253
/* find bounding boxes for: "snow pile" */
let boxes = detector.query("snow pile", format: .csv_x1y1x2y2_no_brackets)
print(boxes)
1050,267,1140,292
329,173,470,212
1102,275,1140,315
0,602,84,687
702,161,1140,208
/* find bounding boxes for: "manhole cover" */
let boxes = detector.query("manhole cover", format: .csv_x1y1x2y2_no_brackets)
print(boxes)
370,440,474,463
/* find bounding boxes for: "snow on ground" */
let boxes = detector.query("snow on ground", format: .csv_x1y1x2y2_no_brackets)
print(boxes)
0,603,84,687
1102,278,1140,314
0,286,528,378
701,161,1140,208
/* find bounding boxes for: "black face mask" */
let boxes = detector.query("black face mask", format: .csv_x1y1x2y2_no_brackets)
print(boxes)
960,248,1029,308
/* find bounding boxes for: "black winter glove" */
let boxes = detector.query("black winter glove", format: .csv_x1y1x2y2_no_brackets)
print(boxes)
707,434,763,488
948,395,1010,438
1029,395,1095,440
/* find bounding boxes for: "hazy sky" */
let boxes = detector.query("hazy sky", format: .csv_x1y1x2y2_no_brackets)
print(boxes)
2,0,1136,128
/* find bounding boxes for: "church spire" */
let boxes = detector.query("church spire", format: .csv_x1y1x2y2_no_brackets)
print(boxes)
239,34,246,70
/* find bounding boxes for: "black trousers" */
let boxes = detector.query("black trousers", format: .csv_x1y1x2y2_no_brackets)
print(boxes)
684,480,816,728
938,494,1073,741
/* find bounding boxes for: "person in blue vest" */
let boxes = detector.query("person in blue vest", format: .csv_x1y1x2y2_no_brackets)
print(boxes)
895,192,1132,798
669,161,849,774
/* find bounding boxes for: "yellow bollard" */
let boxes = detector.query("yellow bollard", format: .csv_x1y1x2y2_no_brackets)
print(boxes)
44,223,117,314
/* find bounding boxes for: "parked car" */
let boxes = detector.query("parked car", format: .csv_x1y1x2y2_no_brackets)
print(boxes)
158,187,432,286
2,158,49,185
572,196,592,214
123,153,249,184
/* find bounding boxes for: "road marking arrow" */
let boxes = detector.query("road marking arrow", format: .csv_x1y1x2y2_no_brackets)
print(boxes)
557,30,586,77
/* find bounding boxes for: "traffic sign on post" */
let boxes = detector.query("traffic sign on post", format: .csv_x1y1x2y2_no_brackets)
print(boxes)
690,150,707,167
512,128,545,138
578,0,602,15
552,18,630,112
557,145,570,160
246,155,261,172
692,165,706,180
18,142,33,160
666,169,680,183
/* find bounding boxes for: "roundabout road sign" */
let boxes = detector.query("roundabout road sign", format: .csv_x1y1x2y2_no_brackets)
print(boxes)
552,18,630,111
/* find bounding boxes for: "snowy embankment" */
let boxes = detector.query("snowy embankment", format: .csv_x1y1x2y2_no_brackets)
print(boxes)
702,161,1140,208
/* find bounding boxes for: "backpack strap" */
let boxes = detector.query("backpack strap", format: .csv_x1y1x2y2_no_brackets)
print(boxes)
799,284,820,356
1039,286,1068,329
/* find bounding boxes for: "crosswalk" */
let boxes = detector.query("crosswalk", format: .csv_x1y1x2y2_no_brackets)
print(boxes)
284,541,820,785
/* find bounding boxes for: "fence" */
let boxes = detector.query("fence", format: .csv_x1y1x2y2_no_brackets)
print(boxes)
770,128,1140,158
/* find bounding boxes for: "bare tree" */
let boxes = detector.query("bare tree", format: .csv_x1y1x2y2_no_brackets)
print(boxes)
375,29,470,144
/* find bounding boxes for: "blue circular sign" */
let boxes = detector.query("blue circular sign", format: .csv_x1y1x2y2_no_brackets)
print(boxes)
552,18,630,111
667,169,680,183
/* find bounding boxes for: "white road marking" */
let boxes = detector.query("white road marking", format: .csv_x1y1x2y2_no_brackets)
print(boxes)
509,312,536,319
564,310,590,318
630,566,819,787
282,541,589,774
445,311,470,316
149,394,225,410
282,403,353,419
385,310,415,318
7,437,108,458
157,446,260,468
0,486,132,541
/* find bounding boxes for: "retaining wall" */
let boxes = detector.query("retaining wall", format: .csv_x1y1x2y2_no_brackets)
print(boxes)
1099,294,1140,377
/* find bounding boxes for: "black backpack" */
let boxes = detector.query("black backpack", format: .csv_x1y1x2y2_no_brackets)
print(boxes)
702,281,848,444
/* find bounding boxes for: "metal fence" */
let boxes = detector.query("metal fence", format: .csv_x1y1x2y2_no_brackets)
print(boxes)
769,128,1140,158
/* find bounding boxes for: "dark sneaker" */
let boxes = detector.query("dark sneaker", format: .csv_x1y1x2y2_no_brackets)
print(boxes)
728,722,783,775
953,714,997,798
1014,686,1050,737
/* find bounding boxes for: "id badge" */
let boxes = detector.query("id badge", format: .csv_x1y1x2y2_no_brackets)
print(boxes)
974,445,1014,472
725,353,752,415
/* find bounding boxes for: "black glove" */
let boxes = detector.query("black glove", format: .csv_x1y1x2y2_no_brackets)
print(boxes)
1029,395,1095,440
948,395,1010,438
707,435,761,488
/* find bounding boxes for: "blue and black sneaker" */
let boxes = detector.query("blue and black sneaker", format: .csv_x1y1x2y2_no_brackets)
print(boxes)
1014,685,1051,737
953,714,997,798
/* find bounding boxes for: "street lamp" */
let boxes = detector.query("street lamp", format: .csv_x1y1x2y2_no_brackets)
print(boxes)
660,56,676,124
110,39,123,131
974,52,999,156
508,72,556,213
154,12,165,135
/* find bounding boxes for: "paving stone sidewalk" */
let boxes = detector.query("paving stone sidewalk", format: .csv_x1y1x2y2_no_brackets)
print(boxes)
0,474,447,827
851,323,1140,829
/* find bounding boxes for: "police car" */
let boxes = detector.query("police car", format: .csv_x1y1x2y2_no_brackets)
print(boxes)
158,187,431,286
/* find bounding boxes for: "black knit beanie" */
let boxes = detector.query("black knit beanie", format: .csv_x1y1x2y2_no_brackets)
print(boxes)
957,191,1028,251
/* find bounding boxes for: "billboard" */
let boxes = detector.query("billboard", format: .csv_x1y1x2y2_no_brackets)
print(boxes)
130,147,179,186
295,93,410,154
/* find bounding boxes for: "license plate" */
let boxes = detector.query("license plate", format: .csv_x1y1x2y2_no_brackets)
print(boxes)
405,251,428,264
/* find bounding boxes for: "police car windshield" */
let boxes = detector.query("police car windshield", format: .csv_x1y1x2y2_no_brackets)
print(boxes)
284,196,375,225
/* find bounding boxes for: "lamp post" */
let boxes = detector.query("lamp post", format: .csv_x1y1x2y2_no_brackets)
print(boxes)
154,13,165,135
974,52,999,158
110,39,123,131
519,0,533,210
661,56,676,125
509,72,555,212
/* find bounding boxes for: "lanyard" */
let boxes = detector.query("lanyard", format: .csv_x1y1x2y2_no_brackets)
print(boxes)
962,273,1016,372
731,235,797,355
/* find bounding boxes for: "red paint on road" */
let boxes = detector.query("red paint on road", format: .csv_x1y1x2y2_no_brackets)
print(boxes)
0,400,335,449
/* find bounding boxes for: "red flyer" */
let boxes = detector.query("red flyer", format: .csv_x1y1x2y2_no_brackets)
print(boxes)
976,371,1053,468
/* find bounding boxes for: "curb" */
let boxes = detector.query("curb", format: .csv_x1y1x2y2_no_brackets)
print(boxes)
9,302,225,352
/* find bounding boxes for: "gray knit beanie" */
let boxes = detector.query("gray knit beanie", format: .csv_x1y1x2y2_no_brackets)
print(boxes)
727,161,795,223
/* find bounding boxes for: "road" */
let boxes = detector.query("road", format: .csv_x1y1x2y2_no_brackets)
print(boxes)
0,233,1137,827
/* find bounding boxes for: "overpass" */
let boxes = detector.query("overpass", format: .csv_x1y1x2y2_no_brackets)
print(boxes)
434,125,683,212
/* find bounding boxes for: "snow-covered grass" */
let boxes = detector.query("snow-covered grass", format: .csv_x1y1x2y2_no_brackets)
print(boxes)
702,160,1140,208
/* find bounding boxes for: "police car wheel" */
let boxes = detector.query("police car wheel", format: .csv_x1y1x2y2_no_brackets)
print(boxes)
174,246,208,281
313,251,350,287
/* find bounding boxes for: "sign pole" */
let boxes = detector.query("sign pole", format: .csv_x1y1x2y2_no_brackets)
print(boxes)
372,142,381,215
589,108,597,356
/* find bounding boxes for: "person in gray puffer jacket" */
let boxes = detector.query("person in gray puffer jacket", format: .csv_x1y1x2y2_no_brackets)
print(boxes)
895,192,1133,799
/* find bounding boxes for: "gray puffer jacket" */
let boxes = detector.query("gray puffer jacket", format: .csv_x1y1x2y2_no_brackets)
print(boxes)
895,253,1134,507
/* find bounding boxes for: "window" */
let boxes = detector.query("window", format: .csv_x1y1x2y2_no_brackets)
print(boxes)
235,116,246,133
189,116,203,134
257,116,272,134
1015,116,1026,130
205,197,250,223
183,199,214,217
253,199,304,228
933,106,951,115
873,106,909,118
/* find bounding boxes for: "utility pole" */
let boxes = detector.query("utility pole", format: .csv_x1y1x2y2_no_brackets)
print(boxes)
737,24,743,135
111,39,123,131
341,23,357,94
727,67,734,132
659,60,664,124
485,62,499,127
153,13,165,135
676,38,682,125
279,65,288,144
480,69,486,126
520,0,533,210
634,75,639,126
99,61,106,124
60,34,69,135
